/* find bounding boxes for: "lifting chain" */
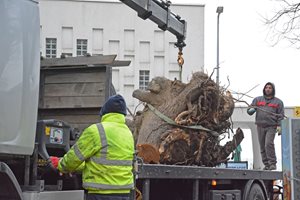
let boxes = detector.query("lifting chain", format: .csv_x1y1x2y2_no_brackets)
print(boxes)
177,47,184,81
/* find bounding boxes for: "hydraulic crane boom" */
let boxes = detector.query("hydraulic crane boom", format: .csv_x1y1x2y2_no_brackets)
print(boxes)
120,0,187,49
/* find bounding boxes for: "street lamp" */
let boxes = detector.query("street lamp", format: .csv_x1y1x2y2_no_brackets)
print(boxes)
216,6,223,87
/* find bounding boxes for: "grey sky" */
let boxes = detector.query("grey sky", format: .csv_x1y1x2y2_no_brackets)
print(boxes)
171,0,299,107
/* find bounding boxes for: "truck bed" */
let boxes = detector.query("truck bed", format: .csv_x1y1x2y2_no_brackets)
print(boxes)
136,164,282,200
138,164,282,180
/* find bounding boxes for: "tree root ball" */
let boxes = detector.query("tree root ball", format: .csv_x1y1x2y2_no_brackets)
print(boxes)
132,71,243,167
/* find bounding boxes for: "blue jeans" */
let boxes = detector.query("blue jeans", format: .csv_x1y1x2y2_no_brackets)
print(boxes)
87,193,130,200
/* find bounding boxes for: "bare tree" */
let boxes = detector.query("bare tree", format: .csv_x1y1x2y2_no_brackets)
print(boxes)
264,0,300,48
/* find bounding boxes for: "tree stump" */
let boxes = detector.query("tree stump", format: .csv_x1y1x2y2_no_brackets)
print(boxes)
132,71,244,166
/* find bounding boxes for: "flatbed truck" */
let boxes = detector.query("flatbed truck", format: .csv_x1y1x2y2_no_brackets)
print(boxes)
2,0,297,200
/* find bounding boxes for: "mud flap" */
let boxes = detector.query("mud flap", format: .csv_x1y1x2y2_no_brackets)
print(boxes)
0,162,23,200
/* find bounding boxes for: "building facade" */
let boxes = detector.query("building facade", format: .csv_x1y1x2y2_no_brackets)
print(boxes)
39,0,204,112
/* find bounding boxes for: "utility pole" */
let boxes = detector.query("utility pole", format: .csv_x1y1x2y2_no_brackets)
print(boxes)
216,6,223,88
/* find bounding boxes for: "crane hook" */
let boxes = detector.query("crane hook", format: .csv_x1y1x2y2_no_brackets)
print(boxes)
177,47,184,81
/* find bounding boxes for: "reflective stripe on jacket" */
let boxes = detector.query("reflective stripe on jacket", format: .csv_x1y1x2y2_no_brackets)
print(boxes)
58,113,135,194
251,96,284,127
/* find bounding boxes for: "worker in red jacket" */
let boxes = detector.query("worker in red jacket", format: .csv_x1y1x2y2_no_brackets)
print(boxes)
247,82,284,170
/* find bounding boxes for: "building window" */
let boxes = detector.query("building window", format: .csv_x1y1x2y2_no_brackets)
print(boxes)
45,38,57,58
139,70,150,90
77,39,88,56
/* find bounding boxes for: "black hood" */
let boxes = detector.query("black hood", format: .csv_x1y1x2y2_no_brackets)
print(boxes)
263,82,275,97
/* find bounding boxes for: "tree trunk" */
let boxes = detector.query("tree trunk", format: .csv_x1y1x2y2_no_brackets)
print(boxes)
132,72,243,166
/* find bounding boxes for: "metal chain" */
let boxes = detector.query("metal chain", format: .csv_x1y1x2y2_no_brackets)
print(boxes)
177,47,184,81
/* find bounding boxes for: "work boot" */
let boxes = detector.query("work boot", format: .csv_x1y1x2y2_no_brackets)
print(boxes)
263,165,269,170
268,164,277,170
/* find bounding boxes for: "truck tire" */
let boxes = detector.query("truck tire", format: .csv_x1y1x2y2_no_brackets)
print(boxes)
246,183,266,200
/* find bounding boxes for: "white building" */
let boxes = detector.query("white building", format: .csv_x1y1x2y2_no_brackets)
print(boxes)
39,0,204,112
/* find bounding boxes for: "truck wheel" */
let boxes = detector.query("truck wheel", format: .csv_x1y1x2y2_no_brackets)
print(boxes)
247,183,266,200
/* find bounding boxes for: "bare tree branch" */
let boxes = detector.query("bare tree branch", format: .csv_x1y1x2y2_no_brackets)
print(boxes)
264,0,300,48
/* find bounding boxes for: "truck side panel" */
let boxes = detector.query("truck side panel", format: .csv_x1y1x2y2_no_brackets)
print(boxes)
0,0,40,155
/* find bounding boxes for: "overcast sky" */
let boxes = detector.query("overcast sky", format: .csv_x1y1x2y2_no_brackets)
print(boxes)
171,0,299,107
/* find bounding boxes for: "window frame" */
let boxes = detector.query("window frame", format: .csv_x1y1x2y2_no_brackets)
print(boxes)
139,70,150,90
76,39,88,56
45,38,57,58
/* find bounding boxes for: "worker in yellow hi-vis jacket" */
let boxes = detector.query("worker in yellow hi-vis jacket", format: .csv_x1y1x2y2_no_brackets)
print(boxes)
51,94,134,200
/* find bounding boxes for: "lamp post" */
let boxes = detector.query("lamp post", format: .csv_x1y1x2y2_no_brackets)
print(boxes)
216,6,223,87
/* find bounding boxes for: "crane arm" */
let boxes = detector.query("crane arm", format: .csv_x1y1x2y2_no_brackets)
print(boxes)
120,0,187,49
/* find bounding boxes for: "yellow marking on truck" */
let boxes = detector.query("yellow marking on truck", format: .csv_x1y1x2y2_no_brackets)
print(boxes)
294,107,300,117
45,126,50,135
